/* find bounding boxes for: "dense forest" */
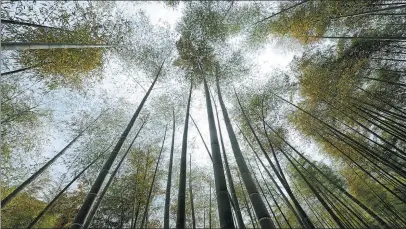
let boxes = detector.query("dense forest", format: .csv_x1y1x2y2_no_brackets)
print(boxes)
1,1,406,228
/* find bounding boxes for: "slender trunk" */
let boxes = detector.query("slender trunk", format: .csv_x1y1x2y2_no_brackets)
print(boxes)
254,0,308,25
290,179,327,228
1,19,64,30
365,68,406,74
369,13,406,16
307,36,406,41
238,125,304,228
176,80,193,229
269,126,390,228
204,207,206,228
119,191,125,229
1,64,40,76
254,155,292,229
358,109,406,142
133,148,152,229
1,42,110,51
203,75,234,228
164,109,176,229
140,126,168,228
190,115,213,161
334,4,406,19
355,86,406,114
189,154,196,229
212,88,245,229
237,171,256,229
355,102,406,126
221,1,234,22
269,91,406,200
235,90,313,229
1,113,102,207
282,150,345,228
323,130,406,204
247,160,282,228
373,57,406,62
26,146,110,229
130,156,142,229
260,97,285,183
69,60,164,229
289,153,371,228
82,119,147,229
1,105,42,124
319,97,406,160
354,99,406,122
215,76,274,229
361,76,406,87
209,182,212,229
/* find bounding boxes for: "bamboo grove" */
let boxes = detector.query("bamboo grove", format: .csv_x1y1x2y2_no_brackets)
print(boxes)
1,1,406,228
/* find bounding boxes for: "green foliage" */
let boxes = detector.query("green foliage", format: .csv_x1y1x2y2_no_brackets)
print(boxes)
1,187,57,228
19,24,105,90
1,81,51,183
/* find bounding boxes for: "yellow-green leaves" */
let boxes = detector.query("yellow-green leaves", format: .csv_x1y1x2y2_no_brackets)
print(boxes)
19,25,106,90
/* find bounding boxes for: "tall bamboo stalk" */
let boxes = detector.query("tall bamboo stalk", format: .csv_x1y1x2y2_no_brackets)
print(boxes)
203,75,234,228
1,42,110,51
1,19,64,30
176,80,193,229
164,109,176,229
215,76,275,229
70,59,165,229
211,88,245,229
140,125,168,228
81,118,147,229
189,153,196,229
235,90,313,228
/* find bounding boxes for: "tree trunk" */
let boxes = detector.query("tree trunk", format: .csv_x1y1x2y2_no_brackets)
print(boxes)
190,115,213,161
215,76,275,229
334,4,406,19
204,207,206,228
247,160,282,228
282,150,345,228
133,149,152,229
260,97,286,183
307,36,406,41
269,91,406,203
164,109,176,229
69,60,165,229
82,119,147,229
237,171,257,229
269,125,390,228
238,125,305,228
235,90,313,229
209,182,212,229
203,75,234,229
189,154,196,229
1,42,110,51
254,0,308,25
1,113,102,208
212,93,245,229
140,125,168,228
130,156,142,229
176,80,193,229
1,19,64,30
1,64,41,76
